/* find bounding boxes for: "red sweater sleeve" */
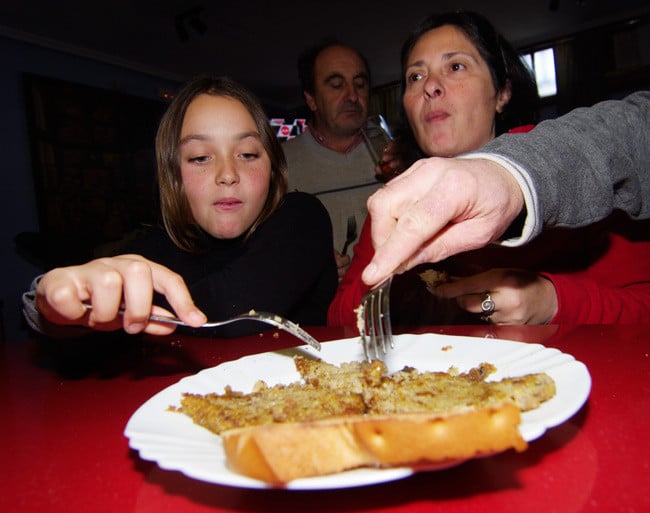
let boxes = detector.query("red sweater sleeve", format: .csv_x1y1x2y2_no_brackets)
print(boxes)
543,233,650,323
328,218,374,326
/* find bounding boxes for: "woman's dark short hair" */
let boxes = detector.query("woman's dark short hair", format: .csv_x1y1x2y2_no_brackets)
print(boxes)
156,75,288,253
400,10,539,135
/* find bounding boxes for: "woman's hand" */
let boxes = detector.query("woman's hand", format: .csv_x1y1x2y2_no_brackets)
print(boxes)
432,268,558,325
35,254,207,334
334,250,351,282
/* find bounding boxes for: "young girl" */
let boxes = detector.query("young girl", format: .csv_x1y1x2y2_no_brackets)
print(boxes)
23,76,338,338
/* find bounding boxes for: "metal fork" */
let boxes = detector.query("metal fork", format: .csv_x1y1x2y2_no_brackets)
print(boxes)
83,305,321,351
341,215,358,255
357,277,393,361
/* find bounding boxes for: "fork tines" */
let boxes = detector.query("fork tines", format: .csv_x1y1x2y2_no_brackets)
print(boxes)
359,278,393,362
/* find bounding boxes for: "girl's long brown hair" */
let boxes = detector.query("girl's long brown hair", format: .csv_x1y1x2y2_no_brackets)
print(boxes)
156,76,288,252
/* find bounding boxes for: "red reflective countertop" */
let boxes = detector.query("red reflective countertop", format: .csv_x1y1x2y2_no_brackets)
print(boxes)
1,324,649,513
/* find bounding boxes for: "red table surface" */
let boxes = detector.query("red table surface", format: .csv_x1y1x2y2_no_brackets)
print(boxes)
1,324,649,513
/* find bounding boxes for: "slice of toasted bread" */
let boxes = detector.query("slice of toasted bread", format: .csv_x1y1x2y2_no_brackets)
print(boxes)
221,404,526,484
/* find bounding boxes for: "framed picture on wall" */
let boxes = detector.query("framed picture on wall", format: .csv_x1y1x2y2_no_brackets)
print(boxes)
21,73,170,268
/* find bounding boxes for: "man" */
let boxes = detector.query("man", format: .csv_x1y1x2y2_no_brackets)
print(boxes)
361,90,650,287
284,40,381,279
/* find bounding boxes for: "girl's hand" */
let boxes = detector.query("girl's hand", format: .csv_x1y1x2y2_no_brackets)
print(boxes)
35,254,207,334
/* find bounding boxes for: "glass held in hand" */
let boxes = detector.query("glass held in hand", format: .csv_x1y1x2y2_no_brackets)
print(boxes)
361,114,396,180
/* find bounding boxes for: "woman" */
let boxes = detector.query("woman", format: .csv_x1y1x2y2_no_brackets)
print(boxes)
24,76,338,338
329,11,650,326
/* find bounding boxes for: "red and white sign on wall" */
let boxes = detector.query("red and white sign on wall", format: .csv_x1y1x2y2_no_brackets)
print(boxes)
269,118,308,141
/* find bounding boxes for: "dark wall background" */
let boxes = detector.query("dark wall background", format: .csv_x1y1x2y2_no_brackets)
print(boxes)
0,35,181,342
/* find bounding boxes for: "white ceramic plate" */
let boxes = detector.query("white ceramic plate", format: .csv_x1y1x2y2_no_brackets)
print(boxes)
124,333,591,490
